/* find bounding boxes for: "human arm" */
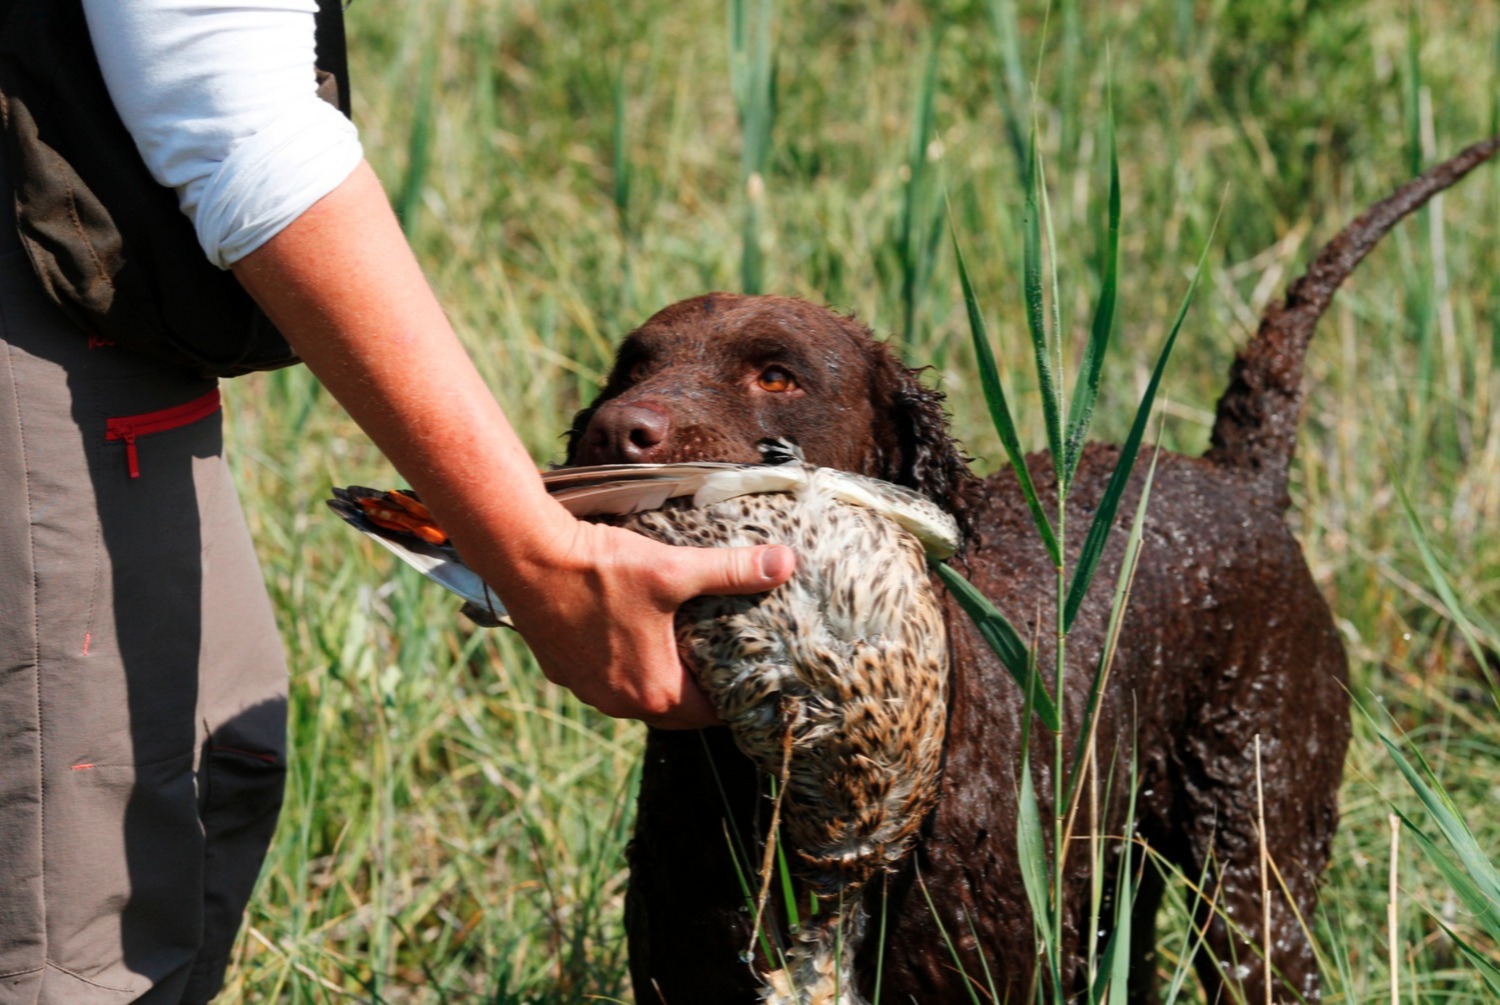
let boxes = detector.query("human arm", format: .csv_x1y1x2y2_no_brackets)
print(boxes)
231,162,794,727
80,0,795,727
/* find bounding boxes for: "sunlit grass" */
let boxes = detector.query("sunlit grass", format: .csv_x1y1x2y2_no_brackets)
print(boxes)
218,0,1499,1000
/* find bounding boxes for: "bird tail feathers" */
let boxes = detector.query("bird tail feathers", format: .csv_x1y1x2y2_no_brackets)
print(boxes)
760,904,869,1005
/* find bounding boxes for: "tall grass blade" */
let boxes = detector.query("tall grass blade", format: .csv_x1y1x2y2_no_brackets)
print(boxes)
1067,444,1160,799
899,33,944,345
729,0,777,294
722,822,780,970
1157,852,1218,1003
1379,734,1500,933
1493,25,1500,362
1017,755,1059,986
1393,812,1500,994
1062,213,1218,630
1405,4,1424,178
702,732,783,966
1438,921,1500,995
1063,85,1121,486
934,562,1060,731
1022,133,1065,482
397,34,439,238
1172,0,1194,54
1091,750,1139,1005
1040,148,1064,478
769,780,802,931
985,0,1029,176
742,186,766,295
612,64,637,313
1402,3,1437,426
962,911,1002,1003
611,65,633,240
951,224,1060,563
1393,808,1500,936
1321,907,1358,1003
1393,474,1499,701
729,0,777,173
915,867,986,1005
1058,0,1081,159
387,915,452,1005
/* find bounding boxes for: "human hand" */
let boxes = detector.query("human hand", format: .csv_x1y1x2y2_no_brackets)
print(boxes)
497,518,796,729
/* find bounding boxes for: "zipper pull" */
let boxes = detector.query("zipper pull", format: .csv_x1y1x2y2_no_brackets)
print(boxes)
120,428,140,479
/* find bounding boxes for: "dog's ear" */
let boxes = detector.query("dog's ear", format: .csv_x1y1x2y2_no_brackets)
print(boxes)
887,367,978,539
860,333,978,539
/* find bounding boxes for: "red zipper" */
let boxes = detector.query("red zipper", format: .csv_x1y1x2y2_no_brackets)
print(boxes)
105,388,222,479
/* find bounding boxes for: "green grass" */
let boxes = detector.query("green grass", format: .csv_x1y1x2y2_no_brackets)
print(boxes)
219,0,1500,1000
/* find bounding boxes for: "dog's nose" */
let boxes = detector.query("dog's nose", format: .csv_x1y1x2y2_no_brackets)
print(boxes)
586,403,672,462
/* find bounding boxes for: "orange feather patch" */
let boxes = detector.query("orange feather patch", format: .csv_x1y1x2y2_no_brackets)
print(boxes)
354,491,449,545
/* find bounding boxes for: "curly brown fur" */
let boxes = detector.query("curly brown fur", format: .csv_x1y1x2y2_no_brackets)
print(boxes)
573,138,1496,1005
592,294,1347,1005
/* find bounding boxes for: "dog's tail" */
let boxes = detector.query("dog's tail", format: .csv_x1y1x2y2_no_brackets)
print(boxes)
1204,134,1499,500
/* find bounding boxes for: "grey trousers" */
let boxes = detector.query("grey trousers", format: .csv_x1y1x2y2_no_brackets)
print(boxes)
0,192,288,999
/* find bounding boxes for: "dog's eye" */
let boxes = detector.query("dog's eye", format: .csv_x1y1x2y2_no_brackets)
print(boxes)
626,359,652,383
757,367,797,393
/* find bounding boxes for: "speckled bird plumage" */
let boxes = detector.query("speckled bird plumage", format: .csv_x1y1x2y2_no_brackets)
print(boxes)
330,445,957,1005
625,484,948,890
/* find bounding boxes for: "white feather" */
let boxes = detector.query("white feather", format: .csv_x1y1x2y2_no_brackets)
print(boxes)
364,534,507,620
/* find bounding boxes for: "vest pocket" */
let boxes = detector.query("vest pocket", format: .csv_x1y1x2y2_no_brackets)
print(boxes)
104,387,221,479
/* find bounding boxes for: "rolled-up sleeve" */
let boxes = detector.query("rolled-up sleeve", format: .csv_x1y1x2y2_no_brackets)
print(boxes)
80,0,364,268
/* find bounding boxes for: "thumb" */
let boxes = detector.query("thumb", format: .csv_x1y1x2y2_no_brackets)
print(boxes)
668,543,796,600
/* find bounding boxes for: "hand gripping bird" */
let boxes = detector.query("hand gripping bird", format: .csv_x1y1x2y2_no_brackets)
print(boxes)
329,440,958,1005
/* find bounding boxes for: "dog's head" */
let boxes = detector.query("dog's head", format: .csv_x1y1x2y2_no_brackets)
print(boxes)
566,293,977,529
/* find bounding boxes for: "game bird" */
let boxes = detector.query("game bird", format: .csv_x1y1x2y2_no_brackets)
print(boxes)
330,440,959,1004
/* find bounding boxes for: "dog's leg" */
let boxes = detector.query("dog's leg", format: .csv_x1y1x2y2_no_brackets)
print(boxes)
1165,576,1349,1004
1187,810,1332,1005
627,727,766,1003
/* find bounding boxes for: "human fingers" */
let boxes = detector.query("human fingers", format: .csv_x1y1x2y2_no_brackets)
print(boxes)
656,542,796,603
639,660,721,730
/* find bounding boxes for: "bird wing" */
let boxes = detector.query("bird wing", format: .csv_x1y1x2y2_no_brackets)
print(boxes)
328,462,960,625
327,487,509,625
806,469,961,559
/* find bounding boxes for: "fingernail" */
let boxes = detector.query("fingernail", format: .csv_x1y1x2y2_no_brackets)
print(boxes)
758,545,795,582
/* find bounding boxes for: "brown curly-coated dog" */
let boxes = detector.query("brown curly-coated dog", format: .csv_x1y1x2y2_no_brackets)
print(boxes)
567,137,1498,1004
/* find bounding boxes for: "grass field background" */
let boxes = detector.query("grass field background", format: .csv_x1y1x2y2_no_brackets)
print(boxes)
218,0,1499,1001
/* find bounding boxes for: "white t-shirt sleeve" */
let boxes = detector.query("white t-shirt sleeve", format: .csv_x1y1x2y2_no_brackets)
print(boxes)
80,0,364,268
